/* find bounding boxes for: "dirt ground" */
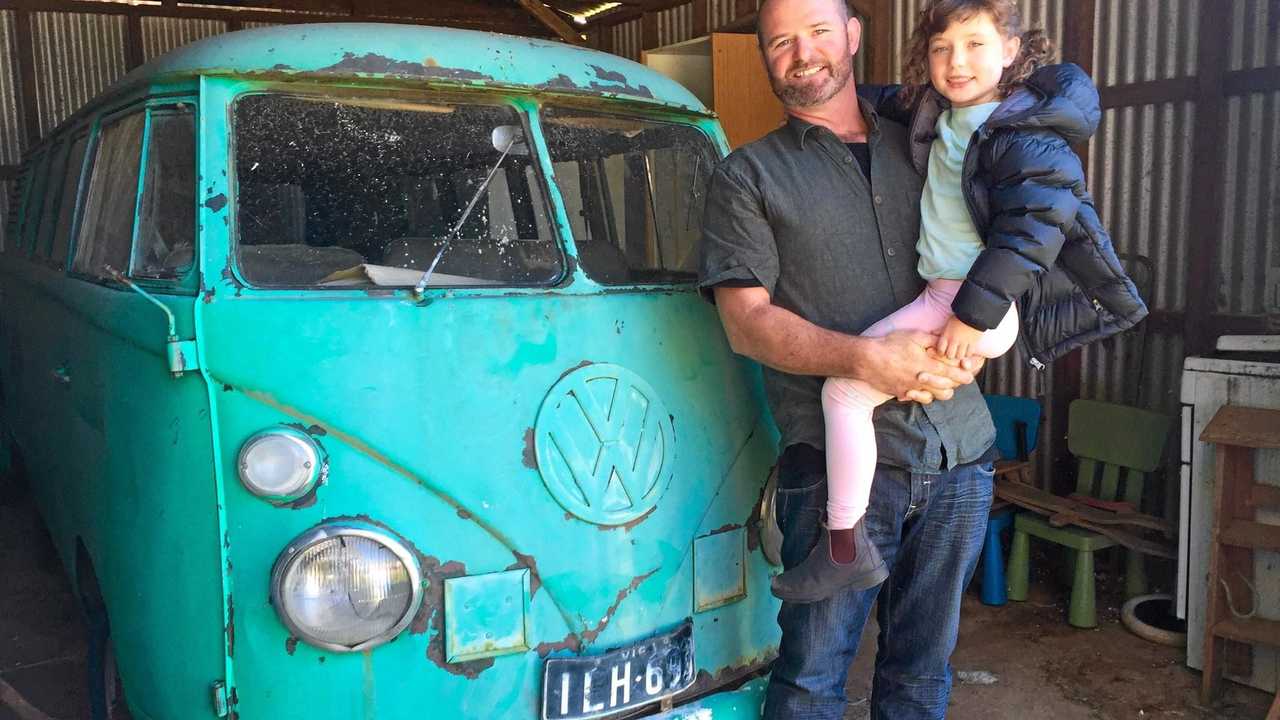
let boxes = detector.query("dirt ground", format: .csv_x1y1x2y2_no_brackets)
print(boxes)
0,493,1272,720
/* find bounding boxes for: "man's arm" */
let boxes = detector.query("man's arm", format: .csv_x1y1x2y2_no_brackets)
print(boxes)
714,285,981,403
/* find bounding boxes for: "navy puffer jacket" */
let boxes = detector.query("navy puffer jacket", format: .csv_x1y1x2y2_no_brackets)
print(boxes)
862,63,1148,367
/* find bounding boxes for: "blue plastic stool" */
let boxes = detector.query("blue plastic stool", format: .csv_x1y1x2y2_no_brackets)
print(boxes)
981,505,1016,606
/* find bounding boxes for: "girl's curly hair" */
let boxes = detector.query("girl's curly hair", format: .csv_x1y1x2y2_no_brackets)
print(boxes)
898,0,1055,109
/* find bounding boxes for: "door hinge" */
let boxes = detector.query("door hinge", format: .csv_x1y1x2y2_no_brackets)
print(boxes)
167,336,200,378
211,680,229,718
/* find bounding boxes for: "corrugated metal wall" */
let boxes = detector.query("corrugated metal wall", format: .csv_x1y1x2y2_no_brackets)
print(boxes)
1229,0,1280,71
0,12,22,169
656,4,696,48
610,17,642,61
141,17,228,63
31,12,127,139
1095,0,1197,86
1219,90,1279,316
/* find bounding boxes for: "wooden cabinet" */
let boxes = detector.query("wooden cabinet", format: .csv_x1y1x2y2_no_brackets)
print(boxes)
643,33,785,149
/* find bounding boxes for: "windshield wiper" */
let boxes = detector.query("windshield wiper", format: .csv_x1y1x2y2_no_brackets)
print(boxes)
414,127,526,296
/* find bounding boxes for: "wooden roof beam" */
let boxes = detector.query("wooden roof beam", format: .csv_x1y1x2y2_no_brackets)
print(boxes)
515,0,585,44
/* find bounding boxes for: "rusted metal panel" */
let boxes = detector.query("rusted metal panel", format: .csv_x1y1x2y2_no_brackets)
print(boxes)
693,527,747,611
140,16,228,63
610,17,642,60
1096,0,1198,87
31,11,127,140
443,569,531,663
657,3,696,47
1228,0,1280,71
0,12,23,164
1218,90,1280,316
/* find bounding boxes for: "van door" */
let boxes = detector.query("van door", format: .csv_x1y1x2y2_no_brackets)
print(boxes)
50,99,226,719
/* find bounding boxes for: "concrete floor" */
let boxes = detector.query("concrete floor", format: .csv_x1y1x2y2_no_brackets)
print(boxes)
0,493,1272,720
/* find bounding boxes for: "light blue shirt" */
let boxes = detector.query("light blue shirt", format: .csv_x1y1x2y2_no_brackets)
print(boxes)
917,101,1001,280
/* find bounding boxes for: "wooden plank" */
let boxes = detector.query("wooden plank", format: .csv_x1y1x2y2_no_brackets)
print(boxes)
1223,66,1280,97
1219,520,1280,552
997,478,1173,535
1214,618,1280,650
691,0,708,37
1200,406,1280,449
1251,484,1280,511
124,13,144,70
867,0,892,83
1099,77,1198,109
0,0,550,36
642,10,658,50
711,33,784,148
516,0,585,44
1182,0,1232,357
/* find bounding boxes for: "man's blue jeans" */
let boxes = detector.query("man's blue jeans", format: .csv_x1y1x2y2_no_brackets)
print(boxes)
763,449,994,720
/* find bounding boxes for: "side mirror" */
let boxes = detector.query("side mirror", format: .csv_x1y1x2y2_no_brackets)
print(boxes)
491,125,529,156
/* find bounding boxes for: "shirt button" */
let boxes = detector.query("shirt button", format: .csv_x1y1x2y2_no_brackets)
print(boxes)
874,195,883,205
844,155,852,163
886,247,897,257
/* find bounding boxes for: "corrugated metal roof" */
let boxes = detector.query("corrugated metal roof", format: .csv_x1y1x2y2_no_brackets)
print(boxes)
0,11,25,164
141,16,228,63
31,12,128,139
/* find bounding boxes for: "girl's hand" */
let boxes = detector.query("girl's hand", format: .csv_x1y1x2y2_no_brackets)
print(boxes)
937,316,984,360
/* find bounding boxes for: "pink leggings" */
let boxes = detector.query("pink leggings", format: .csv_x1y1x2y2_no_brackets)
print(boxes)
822,278,1018,529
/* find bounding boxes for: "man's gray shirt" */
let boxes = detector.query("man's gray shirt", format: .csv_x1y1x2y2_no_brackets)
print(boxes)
699,99,995,473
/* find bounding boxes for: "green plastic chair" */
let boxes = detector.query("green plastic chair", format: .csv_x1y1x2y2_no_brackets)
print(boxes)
1007,399,1171,627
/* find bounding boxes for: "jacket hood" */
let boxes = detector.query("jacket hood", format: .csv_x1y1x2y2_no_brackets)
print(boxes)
988,63,1101,145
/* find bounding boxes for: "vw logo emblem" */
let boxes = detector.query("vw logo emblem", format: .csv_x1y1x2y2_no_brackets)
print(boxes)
534,364,675,526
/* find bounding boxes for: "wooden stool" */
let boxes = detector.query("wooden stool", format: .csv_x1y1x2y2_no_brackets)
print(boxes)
1198,405,1280,707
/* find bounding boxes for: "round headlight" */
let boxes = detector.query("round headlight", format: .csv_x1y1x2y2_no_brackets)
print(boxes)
238,428,324,501
271,524,423,652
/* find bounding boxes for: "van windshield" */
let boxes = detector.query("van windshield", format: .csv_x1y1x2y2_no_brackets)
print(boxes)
541,108,717,285
232,94,561,288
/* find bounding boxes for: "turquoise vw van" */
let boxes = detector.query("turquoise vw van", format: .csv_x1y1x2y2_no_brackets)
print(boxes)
0,23,783,720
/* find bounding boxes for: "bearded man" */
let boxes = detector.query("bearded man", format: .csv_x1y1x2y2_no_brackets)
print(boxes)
698,0,998,717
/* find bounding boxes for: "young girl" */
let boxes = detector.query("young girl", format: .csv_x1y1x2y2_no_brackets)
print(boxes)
771,0,1148,603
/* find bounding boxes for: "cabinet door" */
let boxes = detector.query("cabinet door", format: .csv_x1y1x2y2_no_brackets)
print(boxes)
712,33,785,148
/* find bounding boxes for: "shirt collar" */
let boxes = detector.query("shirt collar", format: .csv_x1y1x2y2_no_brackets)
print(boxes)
786,96,882,150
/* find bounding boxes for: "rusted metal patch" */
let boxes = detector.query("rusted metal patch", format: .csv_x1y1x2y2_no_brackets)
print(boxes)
506,550,543,597
204,193,227,212
316,52,492,81
522,427,538,470
285,636,298,655
537,568,658,657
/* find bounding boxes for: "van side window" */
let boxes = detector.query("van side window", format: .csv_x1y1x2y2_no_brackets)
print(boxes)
17,150,49,254
541,109,716,285
72,112,145,279
50,133,90,270
133,108,195,279
35,139,70,261
233,94,562,288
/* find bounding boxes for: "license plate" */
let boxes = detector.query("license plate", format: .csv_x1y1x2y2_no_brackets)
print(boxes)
542,622,695,720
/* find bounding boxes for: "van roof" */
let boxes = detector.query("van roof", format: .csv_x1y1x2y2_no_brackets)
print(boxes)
119,23,708,113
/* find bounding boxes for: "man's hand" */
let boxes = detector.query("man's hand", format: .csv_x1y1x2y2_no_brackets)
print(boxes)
862,330,979,404
937,316,984,360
